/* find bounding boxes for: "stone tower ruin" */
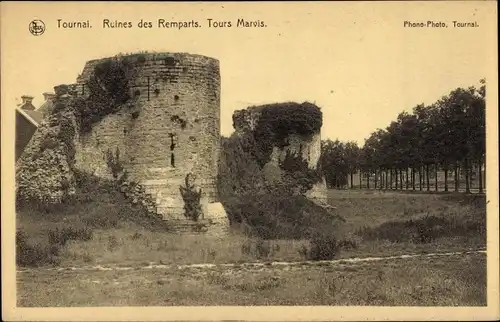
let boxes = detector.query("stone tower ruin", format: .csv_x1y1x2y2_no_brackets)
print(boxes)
72,52,221,220
232,105,328,203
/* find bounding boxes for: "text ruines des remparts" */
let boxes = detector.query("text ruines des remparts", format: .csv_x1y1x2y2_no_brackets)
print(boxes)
57,18,267,29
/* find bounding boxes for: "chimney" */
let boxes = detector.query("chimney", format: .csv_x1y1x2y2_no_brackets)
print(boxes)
42,92,56,102
20,95,35,110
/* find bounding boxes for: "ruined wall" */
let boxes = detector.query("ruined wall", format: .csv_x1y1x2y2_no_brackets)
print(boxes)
73,53,221,219
233,107,328,202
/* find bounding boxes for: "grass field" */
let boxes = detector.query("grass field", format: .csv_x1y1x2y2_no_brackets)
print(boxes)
16,189,487,306
17,252,486,306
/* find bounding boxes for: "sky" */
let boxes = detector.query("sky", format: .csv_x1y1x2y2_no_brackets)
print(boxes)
1,2,497,145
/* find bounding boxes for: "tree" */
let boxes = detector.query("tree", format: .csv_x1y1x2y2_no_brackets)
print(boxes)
320,79,485,195
345,142,361,189
320,139,349,189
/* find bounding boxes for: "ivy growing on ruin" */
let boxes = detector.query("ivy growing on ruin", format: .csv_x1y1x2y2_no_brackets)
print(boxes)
72,57,136,133
16,94,79,205
102,145,163,219
278,150,323,194
252,102,323,167
105,147,125,180
179,173,203,222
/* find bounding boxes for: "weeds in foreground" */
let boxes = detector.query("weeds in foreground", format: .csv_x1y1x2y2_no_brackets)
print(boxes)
299,235,356,260
17,227,94,267
241,239,281,260
356,214,486,244
48,226,93,246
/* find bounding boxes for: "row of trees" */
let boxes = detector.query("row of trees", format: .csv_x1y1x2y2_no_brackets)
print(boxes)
320,80,486,193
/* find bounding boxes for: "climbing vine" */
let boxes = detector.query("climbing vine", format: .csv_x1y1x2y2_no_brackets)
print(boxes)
252,102,323,167
278,150,323,194
72,57,136,133
179,174,203,222
105,147,125,180
16,96,79,204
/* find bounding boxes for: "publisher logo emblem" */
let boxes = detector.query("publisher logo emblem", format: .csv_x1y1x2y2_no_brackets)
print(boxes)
29,20,45,36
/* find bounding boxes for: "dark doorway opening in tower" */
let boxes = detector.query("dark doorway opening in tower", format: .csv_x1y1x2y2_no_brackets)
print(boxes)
171,153,175,167
169,133,177,167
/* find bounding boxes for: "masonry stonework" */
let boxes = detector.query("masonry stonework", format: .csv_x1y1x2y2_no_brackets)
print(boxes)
233,107,328,203
73,53,224,222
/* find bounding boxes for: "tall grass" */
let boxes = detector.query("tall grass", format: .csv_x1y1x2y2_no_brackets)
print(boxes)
16,172,169,267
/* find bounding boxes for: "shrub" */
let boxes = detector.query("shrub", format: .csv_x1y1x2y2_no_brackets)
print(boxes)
255,239,271,258
218,130,341,240
299,235,356,261
179,173,203,221
18,171,169,232
279,150,323,194
16,231,61,267
131,232,142,240
17,226,93,268
241,239,274,259
48,226,93,246
82,213,119,229
217,103,338,240
107,236,120,251
224,192,344,240
105,147,125,179
303,235,340,260
356,214,486,244
217,134,266,200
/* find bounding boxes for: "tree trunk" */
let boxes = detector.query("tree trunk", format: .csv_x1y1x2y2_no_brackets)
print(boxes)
359,171,362,189
434,163,438,191
418,167,423,191
469,164,474,191
405,168,409,190
386,170,389,190
454,162,459,192
444,162,449,192
374,170,378,189
465,158,471,193
426,165,430,191
412,168,416,190
367,172,370,189
350,172,354,189
399,169,403,190
478,160,483,193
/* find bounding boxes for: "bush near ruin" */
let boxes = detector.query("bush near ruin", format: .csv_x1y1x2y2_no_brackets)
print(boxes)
218,102,344,241
16,57,157,212
15,57,171,267
16,170,170,267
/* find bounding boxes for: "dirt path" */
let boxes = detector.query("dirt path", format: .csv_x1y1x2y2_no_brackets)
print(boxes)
17,248,487,274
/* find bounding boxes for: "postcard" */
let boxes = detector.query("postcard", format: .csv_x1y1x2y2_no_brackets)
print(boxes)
1,1,498,321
